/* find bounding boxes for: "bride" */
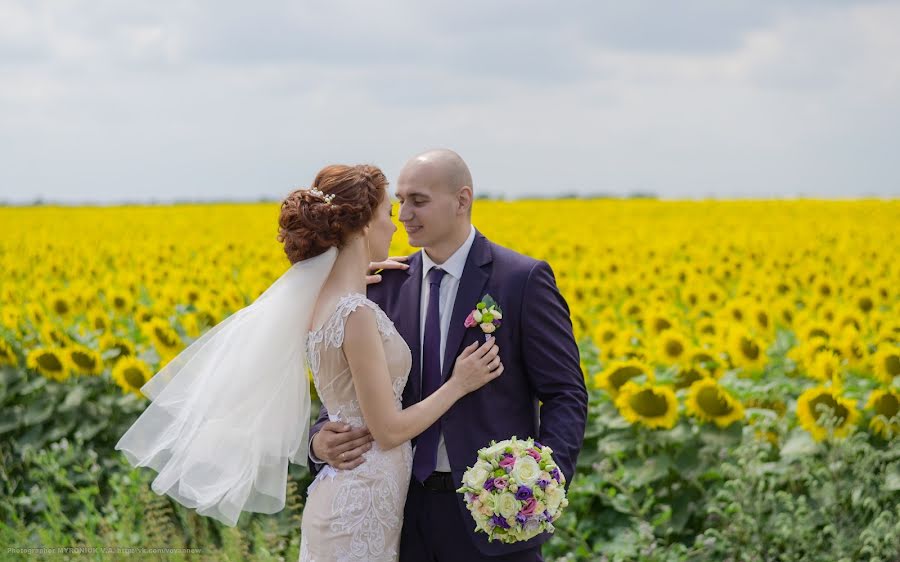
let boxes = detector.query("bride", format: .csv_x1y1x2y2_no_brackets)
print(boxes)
115,163,503,561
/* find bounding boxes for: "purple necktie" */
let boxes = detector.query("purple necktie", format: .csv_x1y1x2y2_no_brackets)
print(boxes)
413,266,447,483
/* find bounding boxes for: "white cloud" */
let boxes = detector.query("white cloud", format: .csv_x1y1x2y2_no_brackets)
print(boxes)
1,0,898,202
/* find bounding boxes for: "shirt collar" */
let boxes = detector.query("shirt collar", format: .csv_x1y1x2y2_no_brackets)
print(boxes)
421,225,477,281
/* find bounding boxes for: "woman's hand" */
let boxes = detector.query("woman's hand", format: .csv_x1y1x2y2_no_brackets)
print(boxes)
449,336,504,396
366,255,409,285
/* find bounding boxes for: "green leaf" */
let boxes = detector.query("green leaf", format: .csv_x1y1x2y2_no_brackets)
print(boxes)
59,386,86,412
780,428,818,461
884,465,900,492
23,401,54,426
630,455,672,487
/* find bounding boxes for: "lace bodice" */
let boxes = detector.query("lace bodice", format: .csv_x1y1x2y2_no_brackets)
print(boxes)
306,293,412,428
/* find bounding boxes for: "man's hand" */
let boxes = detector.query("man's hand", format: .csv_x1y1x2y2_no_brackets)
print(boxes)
366,255,409,285
311,421,374,470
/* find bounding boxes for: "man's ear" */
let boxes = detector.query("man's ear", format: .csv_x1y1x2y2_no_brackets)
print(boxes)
457,186,473,215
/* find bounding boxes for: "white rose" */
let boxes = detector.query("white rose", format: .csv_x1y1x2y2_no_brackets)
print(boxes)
464,465,491,489
490,307,502,320
511,455,541,486
481,440,510,458
473,310,483,323
480,322,496,334
545,486,564,512
496,492,519,519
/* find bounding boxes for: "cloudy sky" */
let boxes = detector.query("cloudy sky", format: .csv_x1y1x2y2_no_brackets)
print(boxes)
2,1,899,203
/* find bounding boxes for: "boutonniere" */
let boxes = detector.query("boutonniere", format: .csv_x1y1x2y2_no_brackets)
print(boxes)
464,294,503,337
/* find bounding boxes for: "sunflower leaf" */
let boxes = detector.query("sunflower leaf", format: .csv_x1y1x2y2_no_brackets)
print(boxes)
780,428,818,460
59,386,86,412
23,400,54,426
884,466,900,492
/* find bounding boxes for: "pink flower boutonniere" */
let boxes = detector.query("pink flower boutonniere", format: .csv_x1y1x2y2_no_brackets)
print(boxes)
464,294,503,339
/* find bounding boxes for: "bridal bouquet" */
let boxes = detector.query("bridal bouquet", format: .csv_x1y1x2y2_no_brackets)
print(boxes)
456,436,568,543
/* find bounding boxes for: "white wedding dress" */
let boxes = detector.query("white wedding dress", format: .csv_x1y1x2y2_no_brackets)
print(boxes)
299,292,413,562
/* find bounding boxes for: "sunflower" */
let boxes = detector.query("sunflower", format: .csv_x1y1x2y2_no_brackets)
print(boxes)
833,309,864,335
798,321,832,342
25,302,45,326
1,308,23,333
595,359,654,398
744,397,787,417
51,291,78,319
87,310,110,333
112,356,153,397
591,322,619,351
871,346,900,385
687,348,722,378
0,339,17,367
40,323,71,348
727,327,768,371
694,318,719,339
26,346,71,382
106,289,134,315
643,308,676,337
749,304,772,334
865,388,900,439
835,329,869,368
674,364,712,390
142,317,183,358
853,289,880,314
807,350,843,385
178,312,202,339
68,344,104,376
614,381,679,430
655,330,691,365
796,386,860,441
99,333,135,362
685,378,745,428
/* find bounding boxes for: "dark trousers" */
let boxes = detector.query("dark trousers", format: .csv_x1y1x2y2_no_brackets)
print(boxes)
399,477,544,562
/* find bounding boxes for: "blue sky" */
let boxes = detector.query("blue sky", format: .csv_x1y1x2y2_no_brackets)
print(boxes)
1,1,899,203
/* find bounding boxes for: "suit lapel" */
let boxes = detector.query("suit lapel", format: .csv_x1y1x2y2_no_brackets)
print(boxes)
442,231,492,381
398,251,423,403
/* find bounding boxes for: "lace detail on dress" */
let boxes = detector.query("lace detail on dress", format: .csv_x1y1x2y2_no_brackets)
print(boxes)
301,291,412,562
307,292,397,378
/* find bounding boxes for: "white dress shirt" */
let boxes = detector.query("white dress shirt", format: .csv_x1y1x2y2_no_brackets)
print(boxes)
418,224,477,472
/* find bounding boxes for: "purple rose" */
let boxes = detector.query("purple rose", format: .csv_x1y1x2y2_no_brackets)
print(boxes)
483,478,496,491
491,515,511,529
537,478,550,490
515,513,529,526
494,319,502,328
515,486,533,501
550,467,561,483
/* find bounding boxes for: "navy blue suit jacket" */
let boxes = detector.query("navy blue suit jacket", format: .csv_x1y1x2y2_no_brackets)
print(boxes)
310,229,588,556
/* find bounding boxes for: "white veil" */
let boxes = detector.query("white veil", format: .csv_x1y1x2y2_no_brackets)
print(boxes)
115,246,338,527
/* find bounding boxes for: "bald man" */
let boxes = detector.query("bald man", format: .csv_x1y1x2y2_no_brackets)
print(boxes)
309,149,588,561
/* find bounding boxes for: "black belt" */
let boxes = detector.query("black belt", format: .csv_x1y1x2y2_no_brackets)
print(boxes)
421,471,456,492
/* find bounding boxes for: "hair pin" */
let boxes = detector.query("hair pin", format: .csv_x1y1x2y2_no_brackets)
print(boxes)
308,187,335,205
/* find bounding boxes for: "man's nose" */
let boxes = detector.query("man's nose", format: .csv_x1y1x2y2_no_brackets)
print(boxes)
398,201,413,222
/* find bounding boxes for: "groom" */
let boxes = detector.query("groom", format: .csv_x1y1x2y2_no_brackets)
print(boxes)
309,149,588,561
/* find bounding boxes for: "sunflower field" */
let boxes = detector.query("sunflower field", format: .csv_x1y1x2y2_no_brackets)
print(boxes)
1,199,899,561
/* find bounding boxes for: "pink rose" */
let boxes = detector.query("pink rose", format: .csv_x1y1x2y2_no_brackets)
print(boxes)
493,476,509,489
519,497,537,516
499,455,516,471
526,448,542,462
464,311,477,328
